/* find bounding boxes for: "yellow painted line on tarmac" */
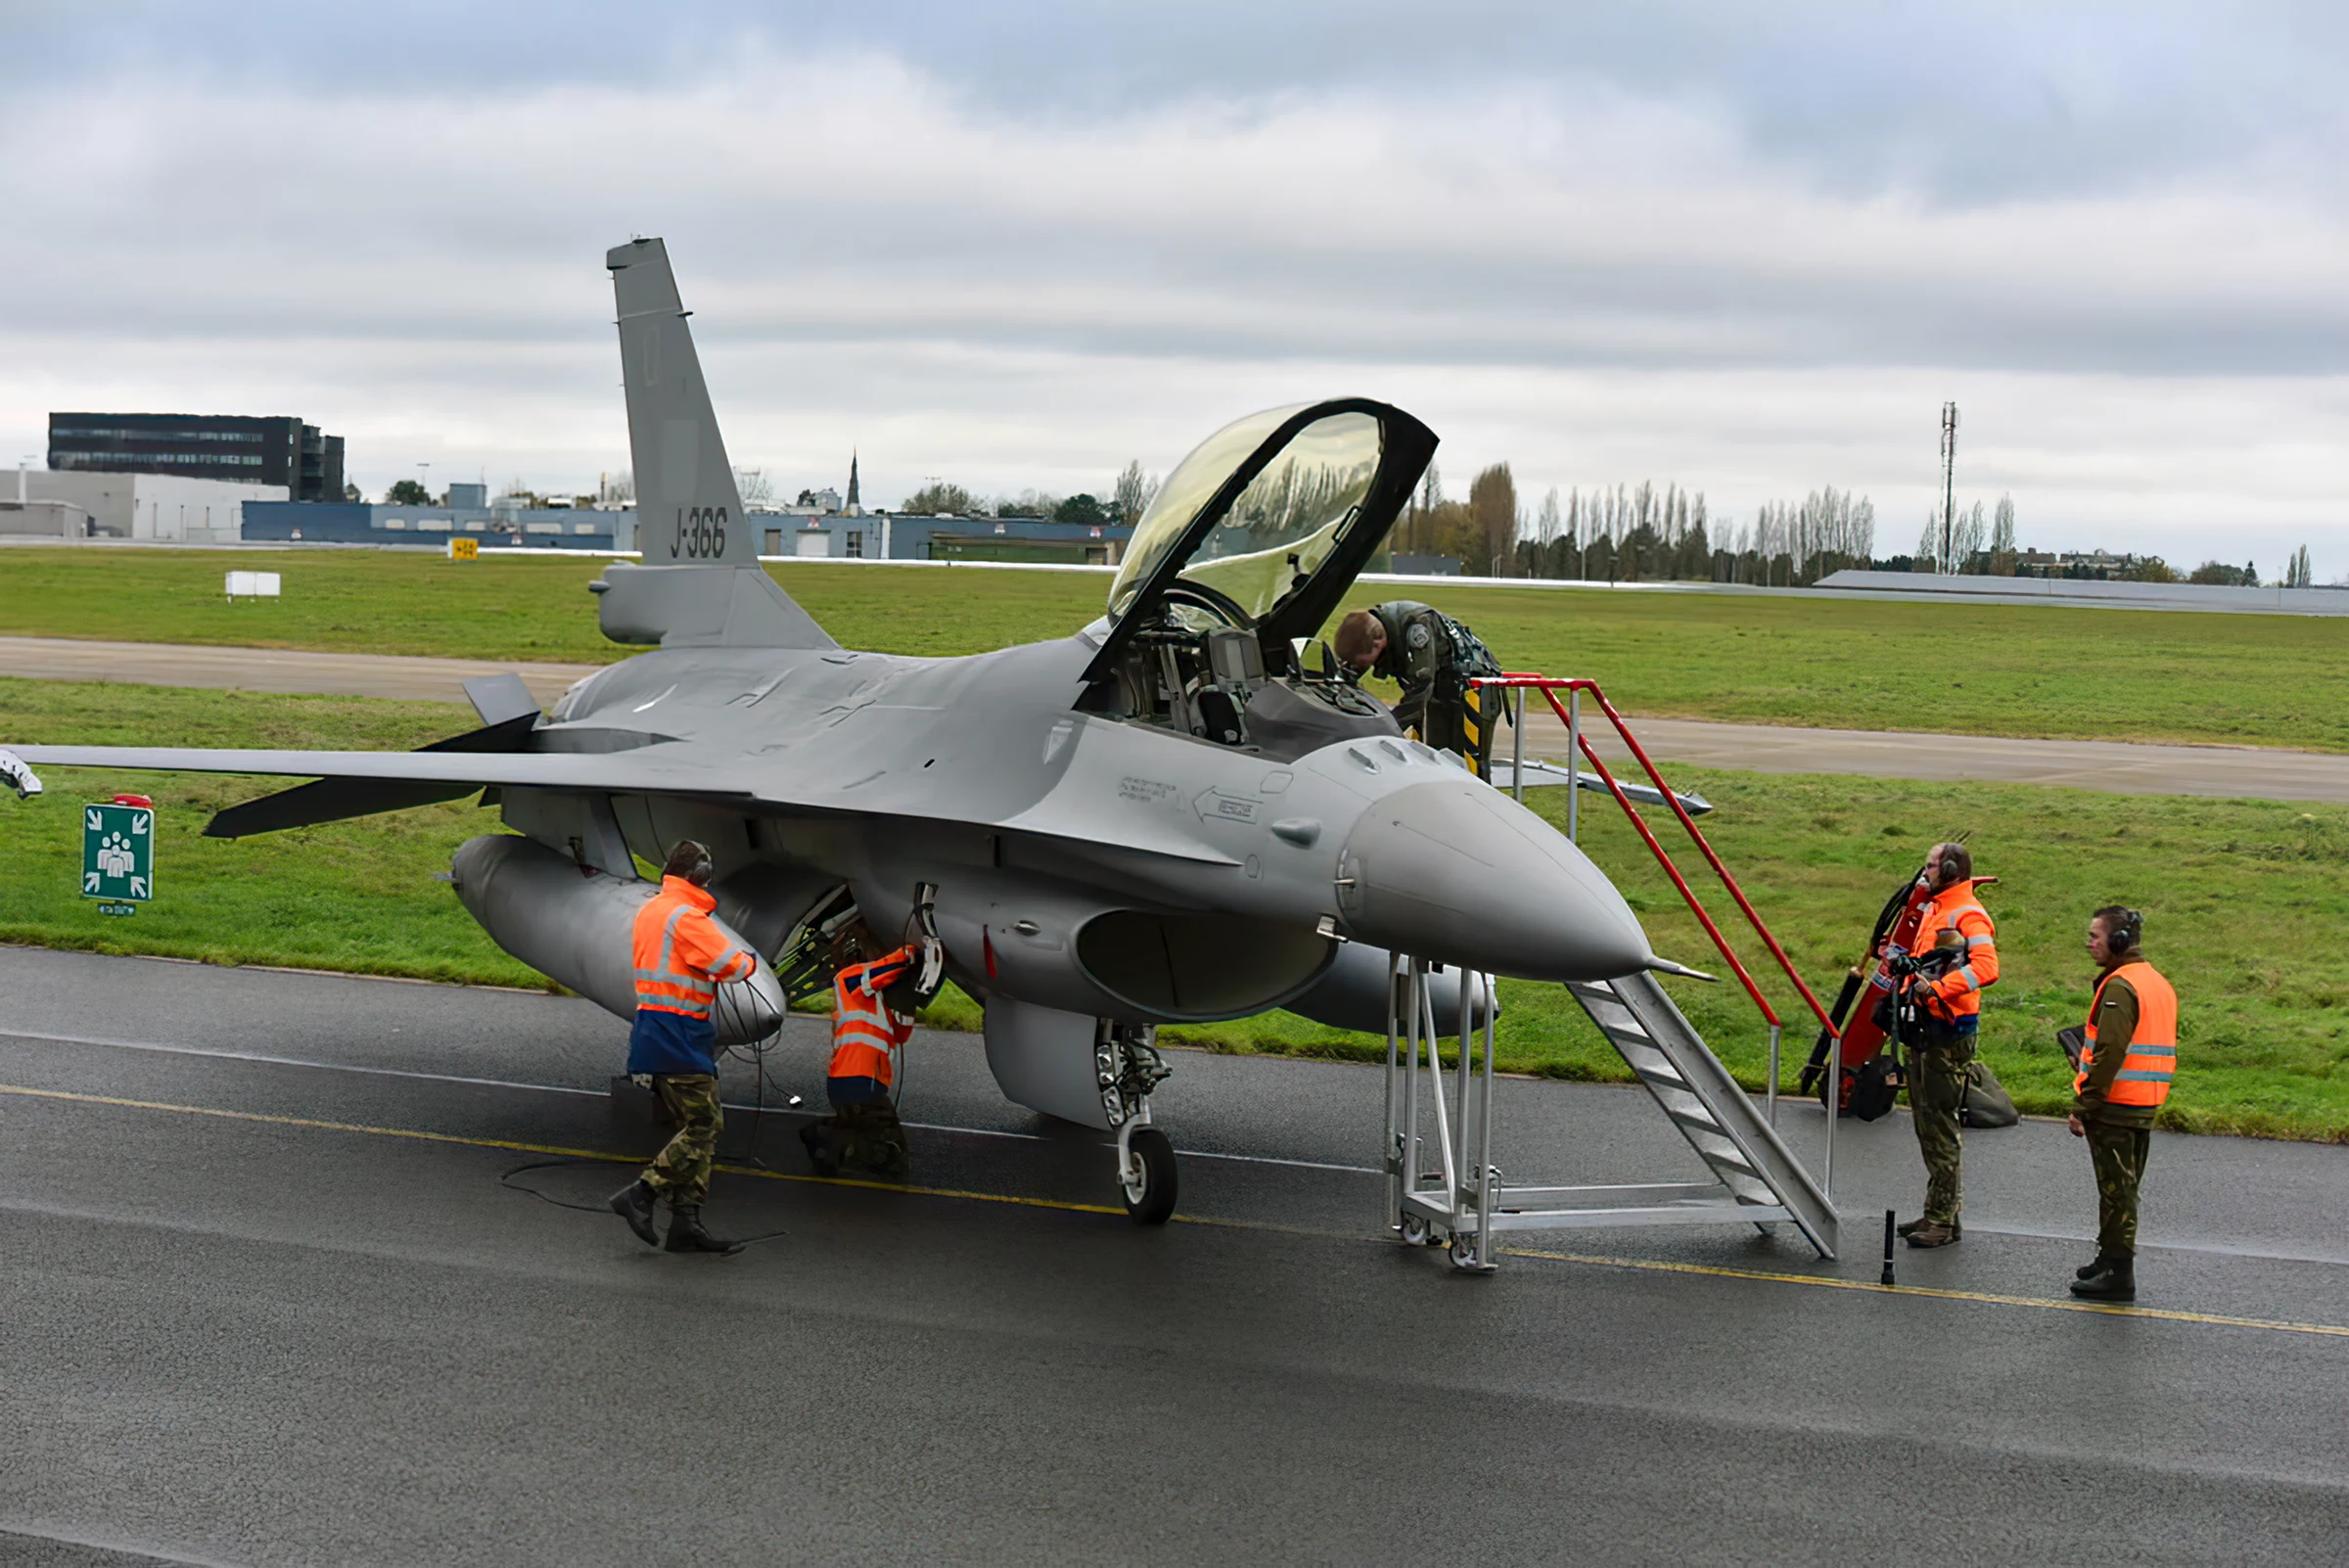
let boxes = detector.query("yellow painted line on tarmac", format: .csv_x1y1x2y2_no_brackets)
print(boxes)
0,1083,1126,1217
1506,1247,2349,1340
0,1083,627,1161
13,1082,2348,1338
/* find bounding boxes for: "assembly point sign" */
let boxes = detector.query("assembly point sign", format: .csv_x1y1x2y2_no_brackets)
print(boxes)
83,801,154,914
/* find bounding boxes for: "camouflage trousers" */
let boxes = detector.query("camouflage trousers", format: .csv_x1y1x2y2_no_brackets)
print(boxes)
808,1101,909,1179
1909,1039,1974,1225
642,1073,723,1207
2086,1120,2152,1259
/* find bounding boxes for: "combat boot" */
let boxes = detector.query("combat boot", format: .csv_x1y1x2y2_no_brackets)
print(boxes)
608,1178,661,1249
1904,1220,1960,1249
799,1120,843,1178
2076,1253,2112,1281
665,1205,745,1256
2069,1256,2136,1302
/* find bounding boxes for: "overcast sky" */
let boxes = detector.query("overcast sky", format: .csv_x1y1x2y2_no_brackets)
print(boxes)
4,1,2344,572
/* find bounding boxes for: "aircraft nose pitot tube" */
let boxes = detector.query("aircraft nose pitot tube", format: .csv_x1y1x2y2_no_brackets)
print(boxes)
1335,778,1652,982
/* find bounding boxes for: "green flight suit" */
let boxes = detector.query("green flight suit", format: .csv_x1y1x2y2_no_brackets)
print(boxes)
1364,600,1500,760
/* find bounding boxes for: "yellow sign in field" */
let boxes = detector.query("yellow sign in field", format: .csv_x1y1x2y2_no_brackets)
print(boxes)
447,536,479,561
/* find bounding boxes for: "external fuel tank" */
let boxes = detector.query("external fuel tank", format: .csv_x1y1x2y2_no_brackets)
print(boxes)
450,834,786,1045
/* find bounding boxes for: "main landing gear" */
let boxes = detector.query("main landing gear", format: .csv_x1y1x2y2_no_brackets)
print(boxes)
1099,1023,1176,1225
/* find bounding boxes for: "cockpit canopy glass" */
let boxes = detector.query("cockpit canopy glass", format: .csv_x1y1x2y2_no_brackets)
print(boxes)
1108,406,1384,626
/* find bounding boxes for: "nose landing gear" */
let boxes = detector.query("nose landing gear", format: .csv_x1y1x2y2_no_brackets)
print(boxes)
1099,1023,1176,1224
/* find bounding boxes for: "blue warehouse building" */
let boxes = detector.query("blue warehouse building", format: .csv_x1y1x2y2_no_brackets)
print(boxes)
242,501,631,550
762,513,1131,565
240,502,1134,564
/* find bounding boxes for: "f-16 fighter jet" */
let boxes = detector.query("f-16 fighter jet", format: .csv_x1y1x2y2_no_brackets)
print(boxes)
1,239,1665,1222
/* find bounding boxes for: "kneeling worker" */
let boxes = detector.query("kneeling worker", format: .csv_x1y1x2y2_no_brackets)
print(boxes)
1897,842,1999,1249
1334,600,1503,764
802,918,942,1180
2068,906,2176,1303
608,840,762,1256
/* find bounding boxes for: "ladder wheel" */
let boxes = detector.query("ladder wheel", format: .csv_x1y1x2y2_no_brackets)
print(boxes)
1120,1128,1176,1225
1449,1235,1487,1271
1400,1215,1432,1246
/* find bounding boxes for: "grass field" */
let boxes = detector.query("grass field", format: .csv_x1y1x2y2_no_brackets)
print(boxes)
4,678,2341,1139
8,546,2349,750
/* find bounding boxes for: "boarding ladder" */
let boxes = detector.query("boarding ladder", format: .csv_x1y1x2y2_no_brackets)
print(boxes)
1382,675,1845,1271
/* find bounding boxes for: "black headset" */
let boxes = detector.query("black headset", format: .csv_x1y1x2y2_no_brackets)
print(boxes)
2109,908,2143,949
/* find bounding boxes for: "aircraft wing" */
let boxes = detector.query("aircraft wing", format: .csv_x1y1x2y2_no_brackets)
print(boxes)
0,741,1239,865
4,744,739,792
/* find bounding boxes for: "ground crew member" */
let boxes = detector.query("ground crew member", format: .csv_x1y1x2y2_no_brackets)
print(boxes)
800,921,930,1180
1333,601,1503,764
2068,906,2175,1303
1895,842,1999,1249
607,840,760,1256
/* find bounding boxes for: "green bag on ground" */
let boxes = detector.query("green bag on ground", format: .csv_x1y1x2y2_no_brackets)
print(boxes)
1959,1058,2020,1129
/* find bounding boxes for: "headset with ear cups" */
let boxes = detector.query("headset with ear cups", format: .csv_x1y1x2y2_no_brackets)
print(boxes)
2108,908,2142,950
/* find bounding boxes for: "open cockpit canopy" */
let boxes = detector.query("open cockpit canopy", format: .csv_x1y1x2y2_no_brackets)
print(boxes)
1084,398,1436,686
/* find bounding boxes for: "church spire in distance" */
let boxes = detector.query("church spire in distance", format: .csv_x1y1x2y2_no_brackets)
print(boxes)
847,450,859,510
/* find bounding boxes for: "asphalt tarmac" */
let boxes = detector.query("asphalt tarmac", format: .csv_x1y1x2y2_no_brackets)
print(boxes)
12,633,2349,807
3,947,2344,1565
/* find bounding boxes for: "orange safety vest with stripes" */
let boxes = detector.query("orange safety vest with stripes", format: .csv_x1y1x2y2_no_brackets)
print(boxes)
1908,879,1998,1022
830,946,917,1085
630,876,756,1021
2078,961,2179,1108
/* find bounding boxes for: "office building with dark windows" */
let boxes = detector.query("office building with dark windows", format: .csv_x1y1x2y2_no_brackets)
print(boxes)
48,413,345,502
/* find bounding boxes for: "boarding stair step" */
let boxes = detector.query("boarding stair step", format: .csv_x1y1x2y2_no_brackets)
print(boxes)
1567,973,1838,1258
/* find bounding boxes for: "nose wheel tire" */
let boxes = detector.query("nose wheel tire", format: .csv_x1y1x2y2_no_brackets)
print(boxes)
1120,1127,1177,1225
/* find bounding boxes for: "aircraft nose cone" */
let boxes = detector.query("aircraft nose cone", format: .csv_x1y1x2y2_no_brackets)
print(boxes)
1338,779,1652,982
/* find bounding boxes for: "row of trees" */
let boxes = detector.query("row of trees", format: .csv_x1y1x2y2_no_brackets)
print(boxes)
1390,465,1883,587
1391,463,1522,574
2148,550,2312,588
380,459,2324,593
1917,495,2017,576
379,477,594,509
900,460,1162,524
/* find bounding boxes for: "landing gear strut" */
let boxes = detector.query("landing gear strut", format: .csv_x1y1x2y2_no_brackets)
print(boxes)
1099,1023,1175,1224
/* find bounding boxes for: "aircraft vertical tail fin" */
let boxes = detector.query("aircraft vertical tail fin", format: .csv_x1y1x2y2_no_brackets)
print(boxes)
602,238,837,650
608,237,759,569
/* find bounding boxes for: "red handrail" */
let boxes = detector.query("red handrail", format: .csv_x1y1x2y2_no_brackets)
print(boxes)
1474,675,1840,1041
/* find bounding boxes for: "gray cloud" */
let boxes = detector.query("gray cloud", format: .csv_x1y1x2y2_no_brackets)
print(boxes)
1,6,2344,574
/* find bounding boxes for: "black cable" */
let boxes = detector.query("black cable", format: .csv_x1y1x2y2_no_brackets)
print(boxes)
499,1156,791,1245
502,998,806,1242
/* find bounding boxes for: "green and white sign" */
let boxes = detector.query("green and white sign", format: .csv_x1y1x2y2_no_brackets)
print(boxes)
82,802,155,905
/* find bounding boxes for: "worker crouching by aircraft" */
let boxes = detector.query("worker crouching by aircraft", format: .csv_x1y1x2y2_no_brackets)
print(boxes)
2067,907,2176,1303
609,840,761,1256
1894,842,2000,1250
802,914,944,1181
1335,601,1502,769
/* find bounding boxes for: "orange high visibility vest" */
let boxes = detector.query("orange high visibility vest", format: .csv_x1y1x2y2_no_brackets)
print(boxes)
2078,960,2178,1108
1910,880,1998,1021
630,876,755,1021
830,946,917,1085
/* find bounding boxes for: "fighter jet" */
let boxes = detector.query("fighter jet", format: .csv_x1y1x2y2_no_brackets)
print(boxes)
1,238,1666,1222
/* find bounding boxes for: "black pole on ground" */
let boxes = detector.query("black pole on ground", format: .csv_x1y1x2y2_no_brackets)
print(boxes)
1880,1209,1897,1287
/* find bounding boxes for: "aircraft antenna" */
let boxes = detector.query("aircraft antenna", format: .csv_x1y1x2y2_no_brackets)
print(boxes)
1939,401,1959,574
